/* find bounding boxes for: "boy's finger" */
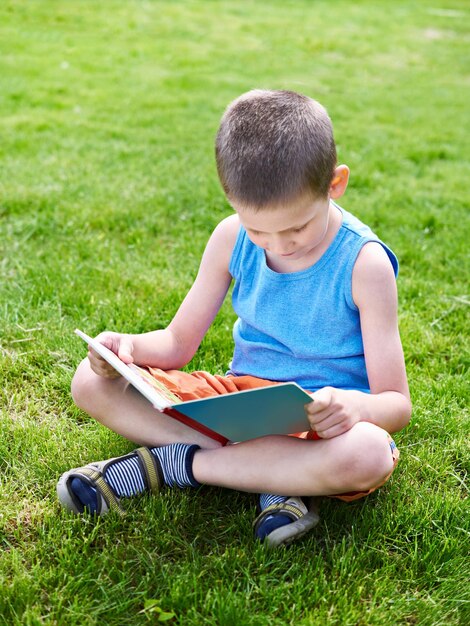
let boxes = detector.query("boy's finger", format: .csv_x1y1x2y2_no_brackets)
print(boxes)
94,332,116,351
117,338,134,363
307,409,334,430
316,422,348,439
92,366,121,379
307,387,333,413
87,347,105,364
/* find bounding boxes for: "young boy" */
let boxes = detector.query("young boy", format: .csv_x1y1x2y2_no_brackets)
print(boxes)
57,90,411,547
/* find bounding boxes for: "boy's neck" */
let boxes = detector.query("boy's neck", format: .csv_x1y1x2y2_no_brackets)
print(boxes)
264,202,342,274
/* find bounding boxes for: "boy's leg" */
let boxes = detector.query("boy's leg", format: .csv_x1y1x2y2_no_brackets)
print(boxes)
71,358,394,495
71,358,223,449
66,361,395,542
67,361,319,543
60,383,394,506
191,422,394,496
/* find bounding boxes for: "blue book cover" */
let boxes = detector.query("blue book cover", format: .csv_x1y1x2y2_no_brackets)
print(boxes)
174,383,312,442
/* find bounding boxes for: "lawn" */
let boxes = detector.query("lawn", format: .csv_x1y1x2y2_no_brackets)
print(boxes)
0,1,469,624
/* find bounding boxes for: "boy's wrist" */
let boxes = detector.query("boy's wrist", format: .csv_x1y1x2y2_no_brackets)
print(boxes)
348,389,411,434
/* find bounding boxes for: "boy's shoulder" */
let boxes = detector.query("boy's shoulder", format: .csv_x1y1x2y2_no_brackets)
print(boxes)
202,214,240,272
337,205,375,239
211,213,240,246
336,204,399,277
218,213,240,230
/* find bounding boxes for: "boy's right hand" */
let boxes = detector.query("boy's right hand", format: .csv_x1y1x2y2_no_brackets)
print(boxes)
88,332,135,379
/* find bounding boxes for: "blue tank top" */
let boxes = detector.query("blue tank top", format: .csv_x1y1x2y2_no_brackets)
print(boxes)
227,204,398,392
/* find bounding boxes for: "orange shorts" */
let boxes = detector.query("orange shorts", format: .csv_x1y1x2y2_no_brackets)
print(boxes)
147,368,400,502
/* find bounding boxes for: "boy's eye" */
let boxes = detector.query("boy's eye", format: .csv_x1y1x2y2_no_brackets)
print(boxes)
293,224,308,233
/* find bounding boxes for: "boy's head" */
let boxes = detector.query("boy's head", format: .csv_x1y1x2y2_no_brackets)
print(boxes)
215,90,337,210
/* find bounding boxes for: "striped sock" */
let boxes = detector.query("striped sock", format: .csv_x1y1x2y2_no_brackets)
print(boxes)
105,444,201,495
255,493,292,541
151,444,201,489
105,454,146,496
70,444,200,513
259,493,289,510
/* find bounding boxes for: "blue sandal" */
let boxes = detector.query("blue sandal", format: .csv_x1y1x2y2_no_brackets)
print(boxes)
56,447,163,516
254,497,320,547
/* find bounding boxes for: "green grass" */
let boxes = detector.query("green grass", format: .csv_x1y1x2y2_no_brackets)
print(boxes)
0,0,469,624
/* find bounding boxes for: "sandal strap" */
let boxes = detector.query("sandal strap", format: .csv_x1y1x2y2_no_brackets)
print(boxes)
78,467,124,515
253,501,305,531
135,447,163,495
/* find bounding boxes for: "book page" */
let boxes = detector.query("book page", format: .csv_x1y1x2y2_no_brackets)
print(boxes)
128,364,182,405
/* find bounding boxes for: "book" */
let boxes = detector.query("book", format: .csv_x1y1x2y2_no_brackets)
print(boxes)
75,329,312,445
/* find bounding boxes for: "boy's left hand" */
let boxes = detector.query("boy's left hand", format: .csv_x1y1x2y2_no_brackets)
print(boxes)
305,387,362,439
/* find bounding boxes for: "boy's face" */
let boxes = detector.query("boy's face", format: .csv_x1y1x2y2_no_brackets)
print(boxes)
233,191,332,264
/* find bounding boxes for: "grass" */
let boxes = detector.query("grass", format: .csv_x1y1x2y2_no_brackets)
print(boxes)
0,0,469,624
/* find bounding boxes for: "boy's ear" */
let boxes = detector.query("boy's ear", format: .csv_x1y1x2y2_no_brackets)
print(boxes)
329,165,349,199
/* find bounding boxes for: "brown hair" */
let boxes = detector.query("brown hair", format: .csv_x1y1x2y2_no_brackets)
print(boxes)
215,90,337,209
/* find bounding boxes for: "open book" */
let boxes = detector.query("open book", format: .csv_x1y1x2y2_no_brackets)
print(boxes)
75,329,312,445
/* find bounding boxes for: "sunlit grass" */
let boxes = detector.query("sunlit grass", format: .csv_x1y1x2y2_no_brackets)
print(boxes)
0,1,468,624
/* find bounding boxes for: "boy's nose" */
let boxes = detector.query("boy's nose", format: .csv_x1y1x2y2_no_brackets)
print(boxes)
273,247,291,256
270,237,292,255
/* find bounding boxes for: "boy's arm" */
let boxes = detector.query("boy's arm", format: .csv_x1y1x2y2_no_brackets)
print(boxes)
129,215,239,368
306,242,411,437
90,215,239,375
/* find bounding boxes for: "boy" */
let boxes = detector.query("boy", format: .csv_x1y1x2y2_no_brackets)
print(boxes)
57,90,411,547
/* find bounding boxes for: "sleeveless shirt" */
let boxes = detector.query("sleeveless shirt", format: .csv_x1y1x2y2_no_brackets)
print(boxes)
227,204,398,392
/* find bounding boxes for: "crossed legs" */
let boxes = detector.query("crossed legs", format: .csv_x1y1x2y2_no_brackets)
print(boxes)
71,358,394,497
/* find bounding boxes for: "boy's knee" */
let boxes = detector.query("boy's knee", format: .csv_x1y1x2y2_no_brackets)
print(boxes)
346,422,395,492
71,359,92,408
71,358,110,412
